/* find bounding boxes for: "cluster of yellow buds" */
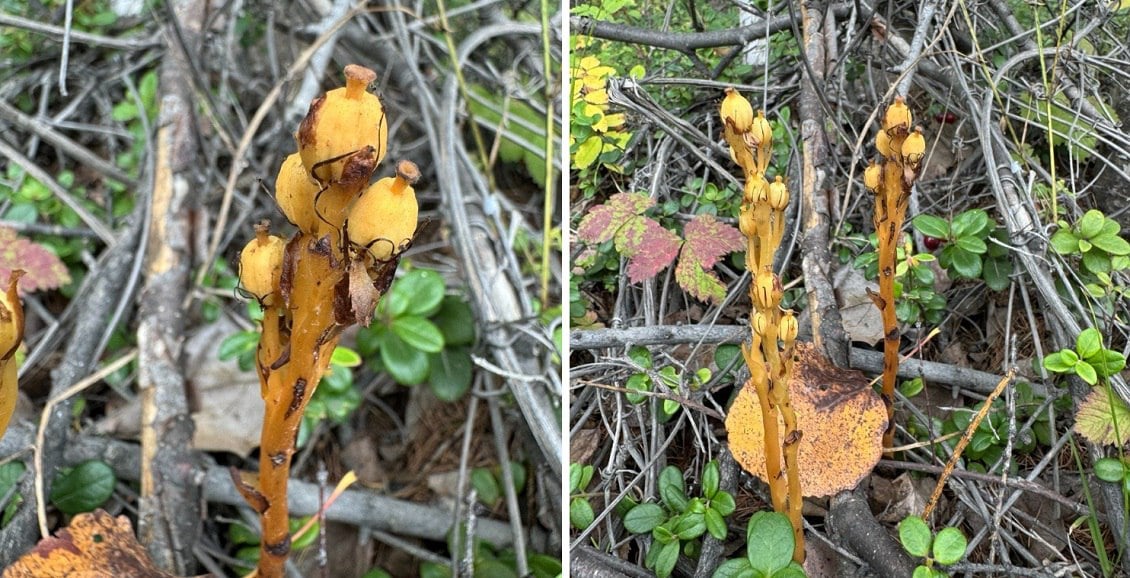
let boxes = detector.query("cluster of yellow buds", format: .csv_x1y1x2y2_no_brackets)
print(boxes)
720,88,803,562
240,64,420,327
864,96,926,450
234,64,420,578
0,271,23,437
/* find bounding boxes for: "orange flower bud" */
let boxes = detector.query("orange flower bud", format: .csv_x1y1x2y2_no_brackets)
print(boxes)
296,64,388,185
348,160,420,260
721,88,754,134
767,176,789,211
864,161,882,192
239,224,286,302
883,96,913,134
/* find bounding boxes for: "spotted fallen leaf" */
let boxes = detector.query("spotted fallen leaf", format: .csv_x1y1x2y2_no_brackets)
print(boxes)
3,509,194,578
725,342,887,497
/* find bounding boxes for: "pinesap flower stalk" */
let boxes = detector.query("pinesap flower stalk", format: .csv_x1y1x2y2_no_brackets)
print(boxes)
721,88,804,563
236,65,418,578
864,97,926,451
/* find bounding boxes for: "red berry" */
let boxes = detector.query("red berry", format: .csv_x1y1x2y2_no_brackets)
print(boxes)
923,236,943,250
934,112,957,124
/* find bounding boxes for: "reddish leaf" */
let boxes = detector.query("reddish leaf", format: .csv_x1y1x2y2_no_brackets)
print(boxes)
626,220,681,283
577,193,681,283
0,229,70,295
675,215,744,303
576,193,654,244
4,509,181,578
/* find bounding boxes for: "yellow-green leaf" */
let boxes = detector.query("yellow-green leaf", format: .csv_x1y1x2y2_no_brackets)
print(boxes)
1074,387,1130,446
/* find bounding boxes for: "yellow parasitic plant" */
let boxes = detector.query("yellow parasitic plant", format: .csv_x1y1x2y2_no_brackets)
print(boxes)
720,88,804,563
863,97,926,451
234,64,418,578
0,270,24,437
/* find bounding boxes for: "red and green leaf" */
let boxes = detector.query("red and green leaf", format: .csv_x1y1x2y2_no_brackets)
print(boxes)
0,228,70,295
577,193,681,283
675,215,744,303
576,193,654,244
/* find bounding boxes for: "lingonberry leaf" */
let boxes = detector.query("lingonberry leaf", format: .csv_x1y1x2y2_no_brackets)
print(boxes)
0,228,70,295
577,193,681,283
674,215,744,303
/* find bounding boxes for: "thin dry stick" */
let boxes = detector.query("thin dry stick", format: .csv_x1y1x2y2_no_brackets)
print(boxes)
922,368,1016,521
34,349,137,537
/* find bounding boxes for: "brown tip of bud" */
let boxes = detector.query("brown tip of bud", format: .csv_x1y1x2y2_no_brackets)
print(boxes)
343,64,377,99
396,160,421,185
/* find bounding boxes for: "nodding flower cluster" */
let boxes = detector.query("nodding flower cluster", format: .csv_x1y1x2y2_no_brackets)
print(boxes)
862,96,926,451
234,64,420,578
720,87,804,564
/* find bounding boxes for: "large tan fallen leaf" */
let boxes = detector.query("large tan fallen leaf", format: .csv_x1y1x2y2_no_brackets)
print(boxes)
726,342,887,497
3,509,196,578
187,320,264,456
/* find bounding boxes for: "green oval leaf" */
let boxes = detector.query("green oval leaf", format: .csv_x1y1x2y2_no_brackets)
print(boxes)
659,466,688,512
379,334,430,385
391,316,445,353
775,564,808,578
702,461,720,499
50,460,116,514
319,364,354,394
1090,233,1130,256
1093,458,1126,482
654,539,680,578
625,373,650,404
471,467,501,506
629,345,653,369
711,558,755,578
218,331,259,362
712,490,736,517
380,282,411,317
932,526,968,565
570,497,595,530
1079,210,1106,239
1087,349,1126,379
428,347,472,402
952,209,989,238
673,511,706,540
290,516,319,550
705,507,727,540
1076,328,1104,360
1075,360,1098,385
746,511,795,574
948,247,982,279
395,269,446,317
431,296,475,346
898,515,932,557
569,463,583,493
954,235,987,254
623,503,666,534
982,255,1011,291
330,346,362,368
912,214,950,239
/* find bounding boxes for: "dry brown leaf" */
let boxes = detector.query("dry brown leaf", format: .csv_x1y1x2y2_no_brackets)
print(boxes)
833,265,884,345
872,472,934,522
726,342,887,497
3,510,189,578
